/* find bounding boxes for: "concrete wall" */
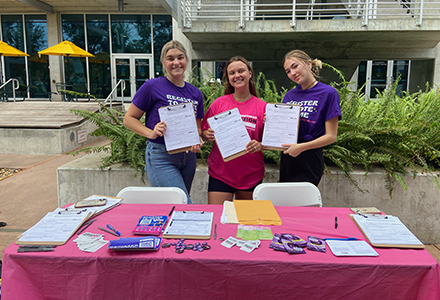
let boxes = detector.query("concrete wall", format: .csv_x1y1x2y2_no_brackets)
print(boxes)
57,152,440,244
0,120,99,155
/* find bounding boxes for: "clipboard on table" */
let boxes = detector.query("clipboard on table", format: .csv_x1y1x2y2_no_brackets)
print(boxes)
16,208,93,246
207,108,251,162
163,211,214,239
350,214,424,249
262,103,300,151
158,102,200,154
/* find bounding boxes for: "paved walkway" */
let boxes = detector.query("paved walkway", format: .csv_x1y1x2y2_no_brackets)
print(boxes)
0,138,109,259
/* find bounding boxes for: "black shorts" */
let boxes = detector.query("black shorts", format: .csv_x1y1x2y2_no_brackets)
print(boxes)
208,176,263,193
279,148,324,186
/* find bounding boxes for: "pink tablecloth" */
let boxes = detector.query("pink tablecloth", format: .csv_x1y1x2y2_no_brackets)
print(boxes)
2,204,440,300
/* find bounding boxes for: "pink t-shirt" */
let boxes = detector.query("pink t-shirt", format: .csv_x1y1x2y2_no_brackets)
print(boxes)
201,94,267,189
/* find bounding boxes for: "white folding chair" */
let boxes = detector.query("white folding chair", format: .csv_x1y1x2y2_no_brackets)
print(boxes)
252,182,322,207
116,187,188,204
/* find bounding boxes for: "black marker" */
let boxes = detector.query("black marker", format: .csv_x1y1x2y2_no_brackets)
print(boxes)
168,206,175,217
335,216,338,229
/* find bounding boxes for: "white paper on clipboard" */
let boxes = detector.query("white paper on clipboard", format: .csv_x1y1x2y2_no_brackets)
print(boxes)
158,102,200,153
207,107,251,161
262,103,300,150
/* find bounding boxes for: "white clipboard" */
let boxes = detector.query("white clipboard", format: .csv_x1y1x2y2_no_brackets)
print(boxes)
158,102,200,154
262,103,300,151
207,107,251,162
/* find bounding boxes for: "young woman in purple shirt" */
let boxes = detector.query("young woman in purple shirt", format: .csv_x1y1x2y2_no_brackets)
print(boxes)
280,50,342,186
123,40,204,203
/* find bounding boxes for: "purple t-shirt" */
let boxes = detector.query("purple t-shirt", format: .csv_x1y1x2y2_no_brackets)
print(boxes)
132,77,204,144
283,82,341,142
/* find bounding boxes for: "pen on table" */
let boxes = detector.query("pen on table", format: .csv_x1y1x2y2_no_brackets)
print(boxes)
335,216,338,229
17,247,55,253
106,224,121,236
168,205,175,217
77,219,97,235
214,224,217,240
98,226,120,237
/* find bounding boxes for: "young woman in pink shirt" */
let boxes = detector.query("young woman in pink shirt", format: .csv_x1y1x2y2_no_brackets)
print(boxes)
201,56,267,204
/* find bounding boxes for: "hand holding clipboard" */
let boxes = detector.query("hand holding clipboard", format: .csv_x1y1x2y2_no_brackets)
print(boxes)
262,103,301,151
207,108,251,162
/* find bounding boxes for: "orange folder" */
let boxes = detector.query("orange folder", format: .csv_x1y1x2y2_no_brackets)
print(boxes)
234,200,282,225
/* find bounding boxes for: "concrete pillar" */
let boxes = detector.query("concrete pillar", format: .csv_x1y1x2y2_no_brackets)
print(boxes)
46,13,63,99
434,42,440,89
172,19,194,81
200,61,214,81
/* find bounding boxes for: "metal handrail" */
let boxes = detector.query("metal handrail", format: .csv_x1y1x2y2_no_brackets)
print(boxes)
179,0,440,28
102,79,126,112
0,78,20,102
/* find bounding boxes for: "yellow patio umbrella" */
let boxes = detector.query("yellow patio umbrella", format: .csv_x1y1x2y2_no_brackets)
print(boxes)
38,40,94,58
0,40,29,83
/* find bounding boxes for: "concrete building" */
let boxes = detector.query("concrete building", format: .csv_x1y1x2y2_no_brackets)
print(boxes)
1,0,440,101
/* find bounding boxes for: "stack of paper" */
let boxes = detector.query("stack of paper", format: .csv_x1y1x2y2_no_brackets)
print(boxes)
221,201,239,224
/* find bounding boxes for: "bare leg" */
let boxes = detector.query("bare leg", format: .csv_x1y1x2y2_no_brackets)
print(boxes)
235,190,253,200
208,191,234,205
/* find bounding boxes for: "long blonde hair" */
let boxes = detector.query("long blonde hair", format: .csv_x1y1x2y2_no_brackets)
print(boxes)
283,50,322,78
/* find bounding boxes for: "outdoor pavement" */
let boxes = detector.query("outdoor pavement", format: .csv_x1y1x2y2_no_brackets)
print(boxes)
0,138,109,260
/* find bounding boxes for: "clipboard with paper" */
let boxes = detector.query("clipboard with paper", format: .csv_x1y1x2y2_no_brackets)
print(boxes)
207,107,251,162
163,211,214,239
262,103,300,151
350,214,424,249
158,102,200,154
16,208,93,246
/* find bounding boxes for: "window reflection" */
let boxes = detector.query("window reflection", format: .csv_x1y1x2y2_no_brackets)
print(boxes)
153,15,172,77
26,15,49,98
111,15,151,54
87,15,110,98
62,14,87,96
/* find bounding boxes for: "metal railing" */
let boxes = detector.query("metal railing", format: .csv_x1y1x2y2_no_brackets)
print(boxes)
179,0,440,28
0,78,20,102
102,79,126,112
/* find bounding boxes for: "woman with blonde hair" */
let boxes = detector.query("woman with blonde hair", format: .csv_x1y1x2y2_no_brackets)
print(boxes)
124,40,204,203
201,56,266,204
280,50,342,186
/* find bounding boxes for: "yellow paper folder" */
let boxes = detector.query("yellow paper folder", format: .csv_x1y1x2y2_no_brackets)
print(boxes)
234,200,282,225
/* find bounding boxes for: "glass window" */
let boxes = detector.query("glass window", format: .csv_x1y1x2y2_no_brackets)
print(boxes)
25,15,49,98
357,61,367,96
153,15,172,77
393,60,409,97
87,15,110,98
62,14,85,48
111,15,151,54
62,14,87,89
1,15,26,94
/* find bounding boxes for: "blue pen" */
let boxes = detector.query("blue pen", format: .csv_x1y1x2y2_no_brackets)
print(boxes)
106,224,121,236
325,237,358,241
